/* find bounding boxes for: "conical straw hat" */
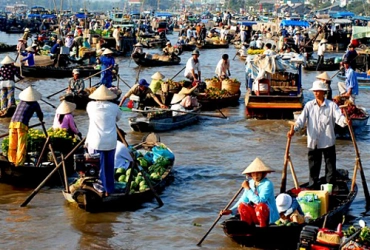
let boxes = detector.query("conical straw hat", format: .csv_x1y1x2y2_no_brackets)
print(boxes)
151,72,165,80
19,86,42,102
25,46,35,52
102,48,114,55
170,93,185,104
89,85,117,100
56,100,76,114
1,55,14,65
316,72,331,81
242,157,274,174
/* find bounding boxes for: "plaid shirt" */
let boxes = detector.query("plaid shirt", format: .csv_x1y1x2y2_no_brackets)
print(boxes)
10,101,43,126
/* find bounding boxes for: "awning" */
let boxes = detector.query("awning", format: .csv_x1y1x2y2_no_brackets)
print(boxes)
237,21,257,26
316,18,352,24
154,12,173,17
75,13,87,19
41,14,56,19
330,11,354,18
280,20,310,27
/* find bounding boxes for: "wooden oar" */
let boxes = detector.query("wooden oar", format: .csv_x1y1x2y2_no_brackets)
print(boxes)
46,67,112,99
340,105,370,209
196,186,243,246
170,65,186,81
132,107,228,119
116,74,132,88
0,122,44,139
280,122,295,193
14,86,57,108
20,138,86,207
116,125,164,207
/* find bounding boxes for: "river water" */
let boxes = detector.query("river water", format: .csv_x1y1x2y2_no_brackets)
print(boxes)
0,32,370,250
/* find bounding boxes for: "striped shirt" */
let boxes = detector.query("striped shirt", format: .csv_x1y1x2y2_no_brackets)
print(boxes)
10,101,43,127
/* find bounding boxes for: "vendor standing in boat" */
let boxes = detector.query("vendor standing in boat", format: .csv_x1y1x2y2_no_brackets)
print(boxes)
288,80,348,189
53,100,82,139
215,54,230,82
343,44,358,71
86,85,121,196
16,38,25,55
338,59,359,104
66,69,85,96
119,79,167,109
8,86,43,166
99,49,115,88
184,50,201,82
316,39,327,71
220,157,279,227
0,55,23,112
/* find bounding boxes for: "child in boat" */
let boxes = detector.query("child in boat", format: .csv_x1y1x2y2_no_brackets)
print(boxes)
275,193,305,224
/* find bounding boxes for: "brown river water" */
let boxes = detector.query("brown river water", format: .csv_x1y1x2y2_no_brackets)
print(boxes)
1,32,370,250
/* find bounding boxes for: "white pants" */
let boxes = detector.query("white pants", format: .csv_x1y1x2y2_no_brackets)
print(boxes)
338,82,356,103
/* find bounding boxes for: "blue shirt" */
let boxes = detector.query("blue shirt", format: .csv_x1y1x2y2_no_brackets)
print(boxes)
21,53,35,66
230,177,279,224
50,43,60,54
345,67,359,95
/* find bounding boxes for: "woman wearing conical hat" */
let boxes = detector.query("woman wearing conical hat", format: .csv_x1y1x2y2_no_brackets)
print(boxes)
149,71,165,94
21,46,35,66
8,86,43,166
0,55,23,112
86,85,121,196
53,100,81,139
220,157,279,227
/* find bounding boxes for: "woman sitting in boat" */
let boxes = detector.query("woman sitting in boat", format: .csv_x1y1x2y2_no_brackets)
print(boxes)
275,193,305,225
132,43,144,58
163,42,175,56
220,157,279,227
53,100,82,139
149,72,165,94
21,47,35,66
170,81,200,115
118,79,167,110
66,69,85,96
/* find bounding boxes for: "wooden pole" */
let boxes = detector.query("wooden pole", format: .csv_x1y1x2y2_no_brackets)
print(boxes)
280,123,294,193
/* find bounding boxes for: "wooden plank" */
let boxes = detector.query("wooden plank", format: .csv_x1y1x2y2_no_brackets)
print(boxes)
247,102,303,109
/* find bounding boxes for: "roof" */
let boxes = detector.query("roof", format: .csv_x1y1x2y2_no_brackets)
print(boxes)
154,12,173,17
237,21,257,26
280,20,309,27
316,18,352,24
330,11,355,18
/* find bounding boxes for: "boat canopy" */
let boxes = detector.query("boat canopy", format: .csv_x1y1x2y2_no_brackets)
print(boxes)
75,13,87,19
41,14,56,19
28,14,41,18
352,16,370,21
316,18,352,24
280,20,309,27
154,12,172,17
237,21,257,26
330,11,355,18
352,26,370,39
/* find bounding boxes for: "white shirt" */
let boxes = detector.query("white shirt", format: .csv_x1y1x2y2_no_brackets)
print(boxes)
86,101,122,150
317,42,326,56
187,29,192,39
113,28,120,40
215,59,229,77
184,57,200,77
295,99,347,149
114,141,133,169
256,40,262,49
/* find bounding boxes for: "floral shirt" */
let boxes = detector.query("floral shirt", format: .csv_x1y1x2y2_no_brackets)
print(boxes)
0,64,22,81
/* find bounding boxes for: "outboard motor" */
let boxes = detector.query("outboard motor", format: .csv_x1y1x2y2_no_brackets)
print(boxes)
73,154,100,177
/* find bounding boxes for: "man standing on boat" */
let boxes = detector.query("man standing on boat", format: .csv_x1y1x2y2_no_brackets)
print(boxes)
316,39,327,71
288,80,348,189
343,44,358,71
215,54,230,82
99,49,115,88
184,50,201,82
338,59,359,104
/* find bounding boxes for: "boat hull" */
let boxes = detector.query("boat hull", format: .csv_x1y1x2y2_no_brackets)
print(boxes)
337,71,370,84
20,65,101,78
197,91,240,111
132,54,181,67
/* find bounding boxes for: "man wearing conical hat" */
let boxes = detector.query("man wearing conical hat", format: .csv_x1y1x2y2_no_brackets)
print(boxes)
99,48,115,88
288,80,348,189
220,157,279,227
149,72,165,94
132,43,144,56
0,55,23,112
8,86,43,166
86,85,121,196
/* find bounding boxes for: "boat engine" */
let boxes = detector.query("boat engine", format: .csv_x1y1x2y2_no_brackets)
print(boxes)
73,154,100,177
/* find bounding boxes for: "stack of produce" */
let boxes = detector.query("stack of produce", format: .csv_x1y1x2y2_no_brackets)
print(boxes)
333,96,368,119
203,87,234,99
164,79,183,92
342,224,370,249
247,49,264,55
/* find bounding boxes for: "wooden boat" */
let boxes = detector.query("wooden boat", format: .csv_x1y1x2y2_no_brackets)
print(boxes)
337,71,370,84
245,57,304,119
196,42,229,49
62,133,175,212
128,106,201,132
222,169,357,249
197,91,241,111
0,43,16,53
132,53,181,67
19,65,102,78
303,57,341,71
0,105,16,118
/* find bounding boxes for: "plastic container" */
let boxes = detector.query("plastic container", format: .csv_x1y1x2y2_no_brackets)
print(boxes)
298,193,321,220
298,190,329,217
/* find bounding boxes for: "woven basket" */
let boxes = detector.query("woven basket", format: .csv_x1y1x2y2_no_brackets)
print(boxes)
222,80,241,94
161,83,169,93
205,79,221,89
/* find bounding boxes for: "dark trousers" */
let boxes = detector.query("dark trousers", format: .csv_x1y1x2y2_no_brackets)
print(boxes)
308,145,336,186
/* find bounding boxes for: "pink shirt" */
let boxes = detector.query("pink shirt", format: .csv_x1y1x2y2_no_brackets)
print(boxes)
53,113,79,135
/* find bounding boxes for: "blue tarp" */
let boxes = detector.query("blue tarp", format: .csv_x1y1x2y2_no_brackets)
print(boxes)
31,6,45,9
237,21,257,26
41,14,56,19
28,14,41,18
75,13,87,19
330,12,355,18
154,12,172,17
280,20,310,27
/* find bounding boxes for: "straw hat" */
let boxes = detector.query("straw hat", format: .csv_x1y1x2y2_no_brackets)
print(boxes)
72,69,80,74
67,32,74,36
1,55,14,65
321,39,328,44
102,48,113,55
316,72,330,81
179,86,194,95
56,100,76,114
241,157,274,174
19,86,42,102
151,72,165,80
309,80,328,91
134,42,143,47
170,93,185,104
25,46,35,52
24,28,30,32
276,193,292,213
166,41,171,45
88,85,117,100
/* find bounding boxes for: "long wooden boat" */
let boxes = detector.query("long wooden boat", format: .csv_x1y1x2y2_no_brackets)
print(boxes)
337,71,370,84
197,91,241,111
132,53,181,67
335,113,369,136
0,105,16,118
62,133,175,212
245,60,304,119
129,106,201,132
303,57,340,71
196,42,229,49
222,170,357,249
0,43,16,53
19,65,103,78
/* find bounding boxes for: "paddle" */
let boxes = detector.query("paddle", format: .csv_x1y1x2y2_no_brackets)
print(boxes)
170,65,186,81
116,74,132,88
14,86,57,109
232,51,238,60
46,67,112,99
196,187,244,246
0,122,44,139
280,122,295,193
132,107,228,119
20,138,86,207
340,105,370,209
116,125,164,207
